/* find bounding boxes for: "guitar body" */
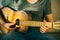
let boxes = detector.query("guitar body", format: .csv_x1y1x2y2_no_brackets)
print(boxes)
1,7,60,34
1,7,28,34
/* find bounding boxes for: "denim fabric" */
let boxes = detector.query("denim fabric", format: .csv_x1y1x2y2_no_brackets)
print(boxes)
0,28,56,40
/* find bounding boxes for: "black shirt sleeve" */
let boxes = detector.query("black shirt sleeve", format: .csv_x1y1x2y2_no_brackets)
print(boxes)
43,0,52,15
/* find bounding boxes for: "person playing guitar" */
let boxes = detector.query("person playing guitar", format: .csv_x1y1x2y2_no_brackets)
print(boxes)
0,0,56,40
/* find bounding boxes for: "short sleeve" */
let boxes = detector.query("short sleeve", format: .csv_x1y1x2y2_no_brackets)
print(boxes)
43,0,52,15
0,0,3,8
0,0,11,8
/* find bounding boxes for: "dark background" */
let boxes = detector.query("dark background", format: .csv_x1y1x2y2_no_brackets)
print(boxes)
48,0,60,40
51,0,60,21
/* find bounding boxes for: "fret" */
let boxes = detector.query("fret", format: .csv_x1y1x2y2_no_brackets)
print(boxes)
20,21,60,29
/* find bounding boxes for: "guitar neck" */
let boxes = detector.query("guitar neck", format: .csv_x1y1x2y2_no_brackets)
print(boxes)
20,21,43,27
20,21,60,29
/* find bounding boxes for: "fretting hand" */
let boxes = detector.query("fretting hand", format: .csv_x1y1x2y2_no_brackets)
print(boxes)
40,25,49,33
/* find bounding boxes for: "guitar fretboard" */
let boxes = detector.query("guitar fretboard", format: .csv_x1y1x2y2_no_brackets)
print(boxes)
20,21,60,29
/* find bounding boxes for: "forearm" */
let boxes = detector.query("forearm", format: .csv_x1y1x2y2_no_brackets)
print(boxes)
45,14,53,22
0,17,5,26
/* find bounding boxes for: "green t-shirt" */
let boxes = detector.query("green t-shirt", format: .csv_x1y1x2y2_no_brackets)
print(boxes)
0,0,51,21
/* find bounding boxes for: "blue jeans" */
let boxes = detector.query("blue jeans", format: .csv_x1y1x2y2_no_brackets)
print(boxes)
1,27,56,40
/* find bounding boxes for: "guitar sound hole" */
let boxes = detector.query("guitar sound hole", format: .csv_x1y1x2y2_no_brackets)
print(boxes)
10,19,20,28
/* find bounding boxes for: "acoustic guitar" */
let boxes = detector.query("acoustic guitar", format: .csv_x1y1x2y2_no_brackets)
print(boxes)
0,7,60,34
